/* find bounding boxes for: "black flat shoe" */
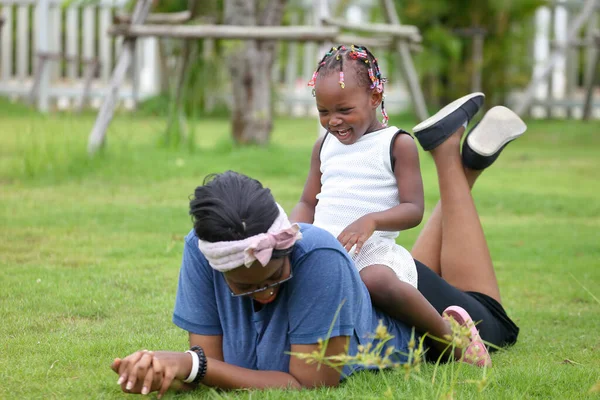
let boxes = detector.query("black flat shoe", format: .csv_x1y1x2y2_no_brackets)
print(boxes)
413,93,485,151
462,106,527,170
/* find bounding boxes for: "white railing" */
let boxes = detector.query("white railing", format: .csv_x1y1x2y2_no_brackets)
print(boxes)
0,0,159,111
525,0,599,118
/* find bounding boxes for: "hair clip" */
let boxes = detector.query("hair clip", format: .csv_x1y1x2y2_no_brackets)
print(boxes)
339,71,345,89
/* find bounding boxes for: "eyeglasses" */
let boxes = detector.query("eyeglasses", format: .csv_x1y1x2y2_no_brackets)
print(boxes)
229,266,293,298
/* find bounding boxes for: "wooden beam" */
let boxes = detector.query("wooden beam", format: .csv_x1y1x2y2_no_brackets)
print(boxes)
336,33,422,51
88,0,152,155
380,0,429,120
109,24,340,41
321,17,421,42
114,10,191,25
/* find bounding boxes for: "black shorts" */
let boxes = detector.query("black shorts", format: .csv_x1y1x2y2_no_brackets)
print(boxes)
415,260,519,358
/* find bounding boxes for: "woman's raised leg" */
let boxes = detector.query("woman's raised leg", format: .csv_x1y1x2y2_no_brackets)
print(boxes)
411,162,483,276
413,128,502,303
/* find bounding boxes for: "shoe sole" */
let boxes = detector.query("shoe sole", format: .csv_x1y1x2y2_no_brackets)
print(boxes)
413,92,485,132
466,106,526,156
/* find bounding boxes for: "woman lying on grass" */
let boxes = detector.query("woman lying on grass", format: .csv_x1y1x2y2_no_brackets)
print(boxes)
111,101,521,398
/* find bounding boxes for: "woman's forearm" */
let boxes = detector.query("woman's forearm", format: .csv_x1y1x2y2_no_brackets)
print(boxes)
164,352,302,390
201,357,302,390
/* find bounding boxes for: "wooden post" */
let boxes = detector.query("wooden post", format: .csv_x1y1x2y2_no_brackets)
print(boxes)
454,27,487,94
472,33,484,93
380,0,429,120
285,12,299,113
48,2,61,82
87,0,152,155
165,0,203,145
582,32,600,120
35,0,50,112
130,40,139,110
1,6,13,84
315,0,330,136
202,39,216,112
565,9,580,117
29,55,48,105
76,58,100,113
66,4,79,80
515,0,598,116
99,4,113,82
16,4,29,80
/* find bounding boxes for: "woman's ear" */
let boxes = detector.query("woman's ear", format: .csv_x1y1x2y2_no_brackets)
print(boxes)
370,90,383,109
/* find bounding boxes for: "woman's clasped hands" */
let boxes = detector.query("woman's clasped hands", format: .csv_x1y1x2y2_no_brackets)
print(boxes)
111,350,191,398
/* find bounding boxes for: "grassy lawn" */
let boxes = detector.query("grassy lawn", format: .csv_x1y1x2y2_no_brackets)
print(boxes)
1,99,599,399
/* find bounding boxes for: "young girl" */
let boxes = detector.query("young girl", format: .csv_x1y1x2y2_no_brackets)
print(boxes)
290,44,487,364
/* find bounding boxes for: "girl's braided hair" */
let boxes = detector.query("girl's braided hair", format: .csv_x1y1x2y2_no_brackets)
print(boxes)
308,44,388,126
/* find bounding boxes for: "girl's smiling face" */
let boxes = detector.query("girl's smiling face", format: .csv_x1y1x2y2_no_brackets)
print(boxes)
315,69,383,145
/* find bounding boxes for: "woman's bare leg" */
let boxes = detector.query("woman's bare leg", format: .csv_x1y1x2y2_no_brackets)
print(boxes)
412,127,501,303
411,203,443,275
412,165,483,276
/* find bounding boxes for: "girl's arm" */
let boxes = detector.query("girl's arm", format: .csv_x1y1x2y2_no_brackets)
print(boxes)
337,134,424,253
289,136,324,223
370,133,424,230
112,335,348,396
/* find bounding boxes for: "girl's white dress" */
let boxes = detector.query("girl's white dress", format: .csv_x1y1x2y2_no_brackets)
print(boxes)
313,126,418,288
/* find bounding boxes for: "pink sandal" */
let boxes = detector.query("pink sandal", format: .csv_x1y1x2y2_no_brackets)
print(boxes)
443,306,492,367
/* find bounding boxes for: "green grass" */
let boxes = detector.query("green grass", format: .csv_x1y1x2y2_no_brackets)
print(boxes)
1,98,599,399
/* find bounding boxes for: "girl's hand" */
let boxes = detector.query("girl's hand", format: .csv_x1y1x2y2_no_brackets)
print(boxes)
111,351,191,398
337,216,376,254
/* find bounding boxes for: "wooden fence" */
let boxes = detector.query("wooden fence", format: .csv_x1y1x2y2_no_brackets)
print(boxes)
0,0,159,111
522,0,599,118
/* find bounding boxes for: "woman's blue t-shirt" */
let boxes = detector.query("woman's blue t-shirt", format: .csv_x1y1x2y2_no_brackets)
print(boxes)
173,224,413,378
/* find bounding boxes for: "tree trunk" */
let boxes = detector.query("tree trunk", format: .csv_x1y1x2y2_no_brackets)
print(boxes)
225,0,286,145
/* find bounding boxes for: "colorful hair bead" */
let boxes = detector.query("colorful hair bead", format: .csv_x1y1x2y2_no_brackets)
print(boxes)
381,102,389,127
368,68,376,83
308,71,318,87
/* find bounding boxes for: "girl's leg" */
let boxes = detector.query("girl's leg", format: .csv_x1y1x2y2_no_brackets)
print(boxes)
360,265,461,356
424,128,501,303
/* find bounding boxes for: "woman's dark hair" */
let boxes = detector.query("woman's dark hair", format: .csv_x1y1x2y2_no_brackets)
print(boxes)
189,171,279,242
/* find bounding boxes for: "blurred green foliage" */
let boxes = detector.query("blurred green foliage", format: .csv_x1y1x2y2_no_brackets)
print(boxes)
396,0,545,108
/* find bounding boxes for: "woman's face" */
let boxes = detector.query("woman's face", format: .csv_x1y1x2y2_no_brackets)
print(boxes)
224,256,291,304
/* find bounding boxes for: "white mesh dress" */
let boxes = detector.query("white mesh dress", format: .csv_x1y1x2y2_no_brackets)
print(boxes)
313,126,418,288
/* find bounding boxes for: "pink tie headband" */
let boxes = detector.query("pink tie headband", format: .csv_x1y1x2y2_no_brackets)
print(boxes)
198,203,302,272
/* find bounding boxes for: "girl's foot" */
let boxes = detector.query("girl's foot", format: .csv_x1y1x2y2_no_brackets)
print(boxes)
462,106,527,170
413,93,485,151
443,306,492,368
